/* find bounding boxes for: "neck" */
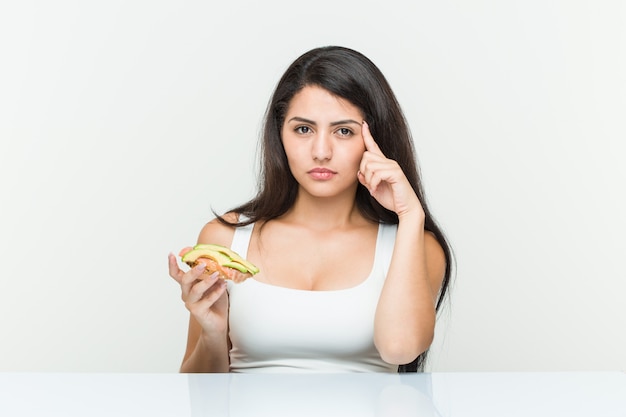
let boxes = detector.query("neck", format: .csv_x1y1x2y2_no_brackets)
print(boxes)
282,189,366,231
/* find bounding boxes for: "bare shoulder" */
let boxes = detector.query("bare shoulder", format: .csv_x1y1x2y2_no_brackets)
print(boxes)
424,231,447,285
196,212,239,246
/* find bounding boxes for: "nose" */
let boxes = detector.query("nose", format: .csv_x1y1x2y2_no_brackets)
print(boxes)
311,131,332,161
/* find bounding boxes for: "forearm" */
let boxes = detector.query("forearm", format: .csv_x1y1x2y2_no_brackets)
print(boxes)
374,212,437,365
180,330,230,373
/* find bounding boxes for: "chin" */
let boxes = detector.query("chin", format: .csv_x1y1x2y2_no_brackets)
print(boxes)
300,184,356,199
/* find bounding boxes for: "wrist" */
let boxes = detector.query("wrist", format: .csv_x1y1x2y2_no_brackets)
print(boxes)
200,326,228,343
397,208,426,225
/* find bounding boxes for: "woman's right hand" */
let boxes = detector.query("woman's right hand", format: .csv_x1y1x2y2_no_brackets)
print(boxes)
168,253,229,335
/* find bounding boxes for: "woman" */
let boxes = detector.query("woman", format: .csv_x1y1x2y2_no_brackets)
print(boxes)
168,46,453,373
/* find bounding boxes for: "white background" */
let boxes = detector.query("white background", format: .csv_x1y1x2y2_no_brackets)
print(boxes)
0,0,624,372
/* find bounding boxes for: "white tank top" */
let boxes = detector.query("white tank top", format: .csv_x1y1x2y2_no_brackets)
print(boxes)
226,221,398,373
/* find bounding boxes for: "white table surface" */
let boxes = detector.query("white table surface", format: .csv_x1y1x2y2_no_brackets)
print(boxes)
0,371,624,416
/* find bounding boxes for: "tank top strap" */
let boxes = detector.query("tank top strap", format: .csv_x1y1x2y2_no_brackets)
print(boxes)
376,222,397,277
230,215,254,259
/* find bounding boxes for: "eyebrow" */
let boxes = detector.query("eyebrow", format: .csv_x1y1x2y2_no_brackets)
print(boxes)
287,117,361,127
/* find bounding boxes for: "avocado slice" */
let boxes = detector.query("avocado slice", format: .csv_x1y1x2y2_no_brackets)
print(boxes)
193,243,260,274
182,244,259,275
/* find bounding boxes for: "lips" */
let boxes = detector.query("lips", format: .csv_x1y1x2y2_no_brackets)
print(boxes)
307,167,337,180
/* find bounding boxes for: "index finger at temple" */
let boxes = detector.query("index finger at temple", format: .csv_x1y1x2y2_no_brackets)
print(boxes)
362,121,383,155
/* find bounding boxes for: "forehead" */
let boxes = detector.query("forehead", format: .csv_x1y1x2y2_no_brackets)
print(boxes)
286,85,363,119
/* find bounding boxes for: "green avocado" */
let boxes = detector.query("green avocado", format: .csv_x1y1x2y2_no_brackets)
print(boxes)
193,243,260,274
184,244,259,275
181,248,229,265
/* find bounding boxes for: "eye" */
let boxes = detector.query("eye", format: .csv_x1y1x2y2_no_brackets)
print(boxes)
295,126,312,134
336,127,353,138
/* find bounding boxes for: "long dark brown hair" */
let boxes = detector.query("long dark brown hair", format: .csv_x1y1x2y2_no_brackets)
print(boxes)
217,46,454,372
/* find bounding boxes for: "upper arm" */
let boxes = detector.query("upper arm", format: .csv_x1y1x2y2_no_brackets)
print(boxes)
196,212,239,246
424,231,447,303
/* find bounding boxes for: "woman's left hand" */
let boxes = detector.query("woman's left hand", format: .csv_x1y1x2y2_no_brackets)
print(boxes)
357,121,424,219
